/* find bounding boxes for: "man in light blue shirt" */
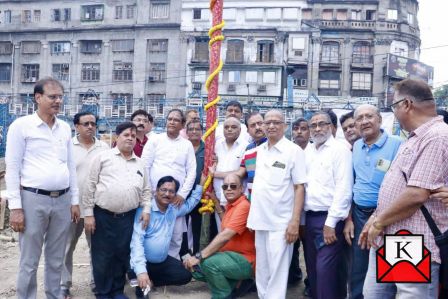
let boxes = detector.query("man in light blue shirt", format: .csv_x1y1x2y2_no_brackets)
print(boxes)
343,104,402,299
130,175,205,298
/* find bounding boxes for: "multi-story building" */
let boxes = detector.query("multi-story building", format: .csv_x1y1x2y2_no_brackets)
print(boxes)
0,0,185,127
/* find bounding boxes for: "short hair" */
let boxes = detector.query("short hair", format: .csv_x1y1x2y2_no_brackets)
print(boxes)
156,176,180,193
292,117,308,128
73,112,97,125
324,109,338,128
115,122,137,136
244,111,263,127
265,109,285,122
310,111,332,124
225,100,243,112
394,79,434,103
167,108,186,124
340,111,354,126
186,119,203,131
34,77,64,98
223,173,243,185
131,109,153,123
437,109,448,124
186,109,199,116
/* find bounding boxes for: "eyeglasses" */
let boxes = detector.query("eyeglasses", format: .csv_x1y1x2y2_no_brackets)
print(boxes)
355,114,376,123
159,188,176,194
167,117,182,123
44,94,63,101
221,184,239,191
309,122,331,130
79,121,97,127
388,98,407,112
263,120,284,127
187,127,202,132
133,118,149,123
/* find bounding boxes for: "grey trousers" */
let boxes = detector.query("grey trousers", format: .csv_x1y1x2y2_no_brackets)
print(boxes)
17,190,71,299
60,218,94,291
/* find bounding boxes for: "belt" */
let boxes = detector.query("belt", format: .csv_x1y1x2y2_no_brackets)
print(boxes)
306,210,328,216
22,186,70,198
94,205,135,218
354,203,376,213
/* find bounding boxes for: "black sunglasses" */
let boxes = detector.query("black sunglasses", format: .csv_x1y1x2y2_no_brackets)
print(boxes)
221,184,239,191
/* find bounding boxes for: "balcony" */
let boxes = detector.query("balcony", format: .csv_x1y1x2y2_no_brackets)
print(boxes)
320,57,341,67
306,20,376,31
351,55,373,68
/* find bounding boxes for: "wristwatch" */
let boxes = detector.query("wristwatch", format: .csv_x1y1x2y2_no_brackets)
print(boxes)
195,251,203,261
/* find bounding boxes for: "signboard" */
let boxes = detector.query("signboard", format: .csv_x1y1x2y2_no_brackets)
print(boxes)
386,54,434,85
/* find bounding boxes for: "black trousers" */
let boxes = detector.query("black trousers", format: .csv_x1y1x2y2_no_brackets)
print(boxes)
288,239,303,283
135,255,192,297
91,206,136,298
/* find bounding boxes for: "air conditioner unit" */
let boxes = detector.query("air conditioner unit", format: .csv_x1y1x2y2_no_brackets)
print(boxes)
294,50,303,57
148,76,155,82
300,79,307,87
227,84,236,92
257,85,266,92
192,82,202,91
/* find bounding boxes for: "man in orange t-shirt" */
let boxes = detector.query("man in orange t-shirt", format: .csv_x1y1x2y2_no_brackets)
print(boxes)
183,173,255,299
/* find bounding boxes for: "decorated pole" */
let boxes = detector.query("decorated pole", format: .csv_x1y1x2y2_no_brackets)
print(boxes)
198,0,225,249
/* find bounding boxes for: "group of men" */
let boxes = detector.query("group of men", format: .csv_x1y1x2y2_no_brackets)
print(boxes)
4,77,448,299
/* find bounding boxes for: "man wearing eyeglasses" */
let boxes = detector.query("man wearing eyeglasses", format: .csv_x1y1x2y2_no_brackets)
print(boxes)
303,111,353,299
130,174,207,299
130,110,154,158
61,112,109,298
247,109,307,299
360,79,448,298
184,173,255,299
6,78,80,299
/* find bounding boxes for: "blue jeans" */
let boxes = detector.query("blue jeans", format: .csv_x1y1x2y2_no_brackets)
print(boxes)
350,204,375,299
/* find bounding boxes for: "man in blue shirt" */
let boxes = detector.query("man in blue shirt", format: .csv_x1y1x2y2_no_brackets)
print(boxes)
130,174,206,298
343,104,402,299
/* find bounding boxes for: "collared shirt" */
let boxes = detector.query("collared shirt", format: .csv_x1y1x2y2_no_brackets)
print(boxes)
240,137,268,200
82,147,152,216
194,141,205,185
215,123,251,145
213,138,249,205
130,185,202,274
134,135,148,158
142,132,196,200
72,136,109,217
5,113,79,209
305,136,353,228
220,195,256,267
352,131,402,207
376,116,448,263
247,137,307,231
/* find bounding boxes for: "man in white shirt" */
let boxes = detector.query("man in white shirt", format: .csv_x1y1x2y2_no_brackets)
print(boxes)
60,112,109,298
215,100,251,144
247,109,307,299
304,111,353,299
141,109,196,259
6,78,80,299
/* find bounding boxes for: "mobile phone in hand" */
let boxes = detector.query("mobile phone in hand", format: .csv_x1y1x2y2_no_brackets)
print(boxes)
314,234,326,250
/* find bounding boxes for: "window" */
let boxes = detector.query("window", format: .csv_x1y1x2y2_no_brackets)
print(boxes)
23,10,31,23
193,70,207,83
283,8,298,20
113,62,133,81
321,42,339,64
63,8,71,21
336,10,347,21
366,10,376,21
292,37,305,50
34,10,41,22
148,63,166,82
50,42,70,54
115,6,123,19
226,40,244,63
319,71,340,95
150,1,169,19
228,71,240,83
0,64,12,82
126,5,135,19
148,39,168,52
21,64,39,82
257,40,274,63
266,8,281,20
387,9,397,20
322,9,333,20
193,8,201,20
352,41,372,64
147,93,165,114
352,72,372,90
302,9,312,20
21,41,41,54
81,63,100,81
111,39,134,52
193,37,209,62
262,72,276,84
246,8,264,20
223,8,236,20
246,71,258,83
52,64,70,81
111,93,133,114
81,5,104,21
407,13,414,25
52,9,61,21
80,40,102,54
0,42,13,55
5,10,11,23
290,66,308,88
351,10,361,20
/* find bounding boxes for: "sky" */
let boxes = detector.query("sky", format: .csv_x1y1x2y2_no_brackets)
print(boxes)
419,0,448,88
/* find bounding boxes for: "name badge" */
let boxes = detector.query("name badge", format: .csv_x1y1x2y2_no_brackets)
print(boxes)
376,158,391,172
272,161,286,169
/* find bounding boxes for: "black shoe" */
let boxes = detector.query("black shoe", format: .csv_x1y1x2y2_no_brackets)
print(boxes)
303,285,312,297
232,279,256,297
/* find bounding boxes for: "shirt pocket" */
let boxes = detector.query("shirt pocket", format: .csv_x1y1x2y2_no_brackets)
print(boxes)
267,160,288,186
395,147,415,182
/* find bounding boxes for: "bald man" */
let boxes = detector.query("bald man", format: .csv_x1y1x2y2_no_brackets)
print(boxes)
213,118,249,230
